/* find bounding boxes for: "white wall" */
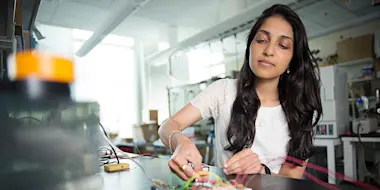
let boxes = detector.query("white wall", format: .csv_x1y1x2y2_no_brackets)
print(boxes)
36,24,74,58
309,19,380,60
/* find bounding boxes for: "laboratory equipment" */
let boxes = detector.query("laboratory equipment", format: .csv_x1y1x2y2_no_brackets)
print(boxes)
352,118,378,134
316,65,350,138
376,89,380,114
0,51,103,190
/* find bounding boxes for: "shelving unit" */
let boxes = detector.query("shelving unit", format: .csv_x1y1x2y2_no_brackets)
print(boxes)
0,0,15,80
0,0,41,81
336,57,375,84
350,77,373,83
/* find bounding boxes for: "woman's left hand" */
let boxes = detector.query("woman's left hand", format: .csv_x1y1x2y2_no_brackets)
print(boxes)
223,148,264,175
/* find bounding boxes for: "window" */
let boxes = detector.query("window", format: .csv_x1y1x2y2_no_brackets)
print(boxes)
186,48,225,83
72,30,136,138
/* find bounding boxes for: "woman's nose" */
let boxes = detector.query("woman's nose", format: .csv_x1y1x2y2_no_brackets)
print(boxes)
263,44,274,57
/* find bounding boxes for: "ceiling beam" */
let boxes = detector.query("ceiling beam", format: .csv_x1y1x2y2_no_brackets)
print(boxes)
75,0,150,57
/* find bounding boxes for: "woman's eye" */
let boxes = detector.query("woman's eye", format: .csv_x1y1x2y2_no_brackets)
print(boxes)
256,39,266,43
279,44,288,49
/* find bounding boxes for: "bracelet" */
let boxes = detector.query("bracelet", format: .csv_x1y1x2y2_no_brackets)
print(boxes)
168,130,182,154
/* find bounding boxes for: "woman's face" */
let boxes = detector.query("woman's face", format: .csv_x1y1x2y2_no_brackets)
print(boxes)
249,15,294,80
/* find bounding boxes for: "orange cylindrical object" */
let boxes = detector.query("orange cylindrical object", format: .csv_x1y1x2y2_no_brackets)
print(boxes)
14,51,74,83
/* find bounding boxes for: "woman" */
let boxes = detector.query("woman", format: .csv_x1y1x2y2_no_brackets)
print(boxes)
158,4,322,180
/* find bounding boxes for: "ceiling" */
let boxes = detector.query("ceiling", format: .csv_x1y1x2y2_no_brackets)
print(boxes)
297,0,380,34
35,0,380,56
36,0,219,41
133,0,220,29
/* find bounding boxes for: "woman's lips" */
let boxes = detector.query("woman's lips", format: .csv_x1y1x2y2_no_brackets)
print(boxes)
258,60,275,67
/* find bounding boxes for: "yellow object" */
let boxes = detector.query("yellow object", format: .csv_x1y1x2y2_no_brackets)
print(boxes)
103,163,130,173
12,51,74,83
185,171,223,188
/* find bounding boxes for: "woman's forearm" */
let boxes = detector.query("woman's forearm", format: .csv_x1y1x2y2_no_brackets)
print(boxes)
158,119,186,149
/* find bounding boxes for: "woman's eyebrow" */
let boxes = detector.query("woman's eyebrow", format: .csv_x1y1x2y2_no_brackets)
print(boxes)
258,29,270,35
281,35,294,42
258,29,293,42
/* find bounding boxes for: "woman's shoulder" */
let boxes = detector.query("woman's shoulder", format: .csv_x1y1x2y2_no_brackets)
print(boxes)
210,78,238,97
211,78,237,89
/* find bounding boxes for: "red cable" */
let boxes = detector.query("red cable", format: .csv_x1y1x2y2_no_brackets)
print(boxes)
285,155,379,189
231,155,379,190
303,170,339,190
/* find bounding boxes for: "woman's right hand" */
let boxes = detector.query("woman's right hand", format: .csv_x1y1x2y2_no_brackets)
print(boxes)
168,134,203,180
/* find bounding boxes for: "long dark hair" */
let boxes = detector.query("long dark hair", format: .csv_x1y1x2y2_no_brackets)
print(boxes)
224,4,322,164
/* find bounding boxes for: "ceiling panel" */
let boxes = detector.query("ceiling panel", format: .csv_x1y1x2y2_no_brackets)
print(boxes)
69,0,117,9
336,0,380,17
297,0,358,27
300,17,324,35
112,15,167,40
50,1,107,30
36,0,59,24
134,0,219,29
352,4,380,17
332,0,373,12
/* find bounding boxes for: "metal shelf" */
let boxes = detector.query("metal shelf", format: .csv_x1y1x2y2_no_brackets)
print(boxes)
0,38,13,50
349,96,376,102
349,77,374,83
337,57,374,68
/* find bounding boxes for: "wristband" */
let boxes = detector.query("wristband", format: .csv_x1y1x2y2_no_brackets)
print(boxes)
261,163,271,175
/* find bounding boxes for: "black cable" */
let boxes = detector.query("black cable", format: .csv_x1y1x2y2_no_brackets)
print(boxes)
356,123,380,185
18,116,41,123
99,122,120,164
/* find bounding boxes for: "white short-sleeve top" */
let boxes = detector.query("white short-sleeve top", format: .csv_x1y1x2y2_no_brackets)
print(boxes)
190,78,291,174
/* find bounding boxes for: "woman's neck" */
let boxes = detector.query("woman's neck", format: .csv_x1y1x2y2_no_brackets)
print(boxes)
255,78,280,107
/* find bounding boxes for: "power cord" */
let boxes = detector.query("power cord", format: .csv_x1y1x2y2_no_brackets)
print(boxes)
99,123,120,164
356,122,380,185
97,123,183,189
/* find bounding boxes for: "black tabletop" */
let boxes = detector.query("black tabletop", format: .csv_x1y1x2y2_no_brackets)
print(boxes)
341,132,380,138
100,157,328,190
